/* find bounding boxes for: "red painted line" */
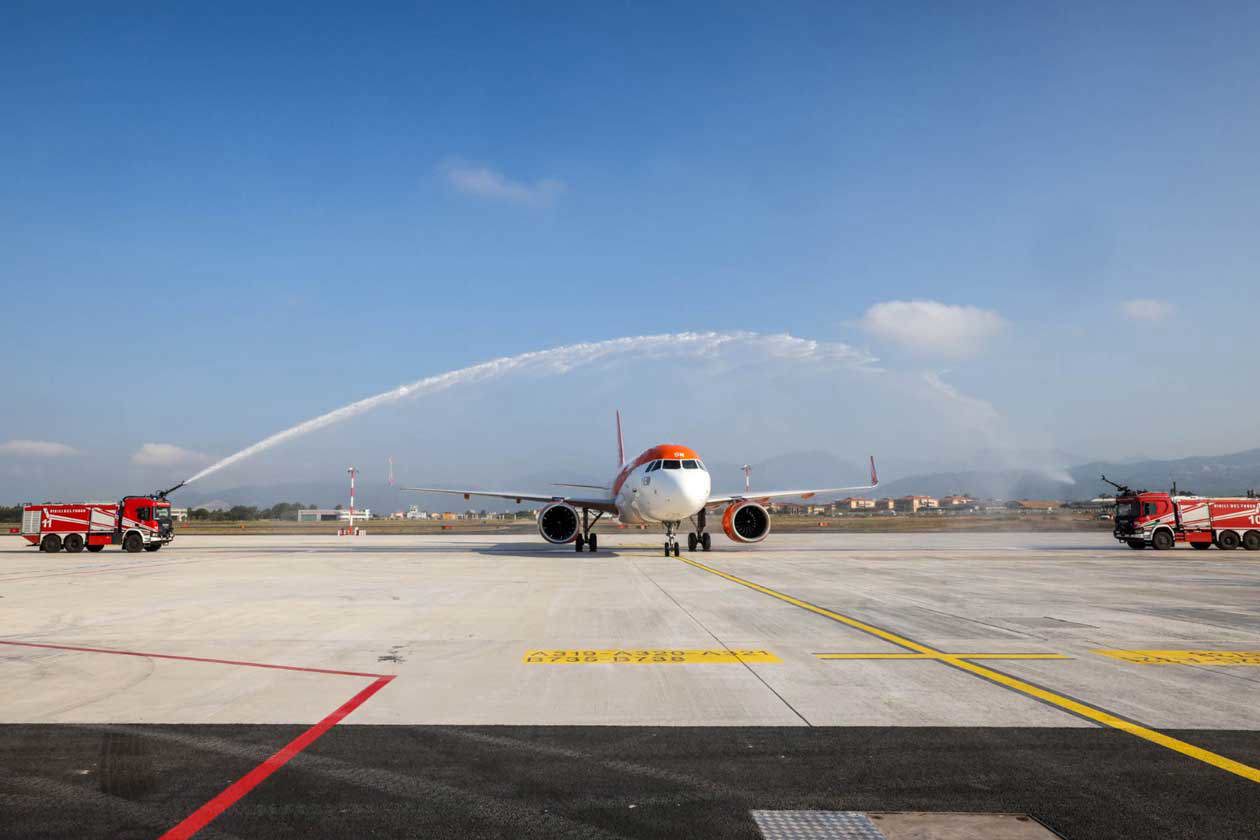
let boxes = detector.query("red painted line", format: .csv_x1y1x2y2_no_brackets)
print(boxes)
158,674,395,840
0,639,386,679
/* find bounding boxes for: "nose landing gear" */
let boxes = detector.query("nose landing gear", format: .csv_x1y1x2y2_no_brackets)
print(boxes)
663,521,681,556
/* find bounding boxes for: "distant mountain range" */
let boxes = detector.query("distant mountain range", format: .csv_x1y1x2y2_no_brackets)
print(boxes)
172,448,1260,511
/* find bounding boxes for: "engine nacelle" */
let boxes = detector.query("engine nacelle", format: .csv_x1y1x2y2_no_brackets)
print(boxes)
538,502,580,544
722,501,771,543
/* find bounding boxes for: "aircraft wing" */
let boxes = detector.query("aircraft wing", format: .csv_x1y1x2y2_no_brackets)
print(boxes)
705,456,878,508
403,486,618,513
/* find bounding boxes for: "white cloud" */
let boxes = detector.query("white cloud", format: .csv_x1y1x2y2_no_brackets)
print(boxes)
131,443,211,467
860,300,1006,358
1121,299,1173,322
0,439,79,457
442,162,565,206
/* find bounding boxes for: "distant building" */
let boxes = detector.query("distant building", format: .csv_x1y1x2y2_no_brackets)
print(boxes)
1005,500,1062,512
939,495,975,508
895,495,939,513
404,505,429,520
835,497,876,511
871,498,896,511
170,508,189,522
298,508,372,522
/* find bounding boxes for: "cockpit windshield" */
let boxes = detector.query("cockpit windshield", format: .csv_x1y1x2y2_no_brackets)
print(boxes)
662,460,681,470
681,460,699,469
646,460,661,472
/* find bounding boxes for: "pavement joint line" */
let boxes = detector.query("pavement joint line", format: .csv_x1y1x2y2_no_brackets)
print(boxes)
632,559,811,725
0,638,396,837
676,554,1260,784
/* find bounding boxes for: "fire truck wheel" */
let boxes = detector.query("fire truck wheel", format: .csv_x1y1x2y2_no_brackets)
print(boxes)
144,543,162,552
1216,531,1241,551
1190,541,1212,550
86,545,104,552
63,533,85,553
1125,539,1145,550
40,534,62,553
122,532,144,553
1151,530,1175,550
1244,531,1260,551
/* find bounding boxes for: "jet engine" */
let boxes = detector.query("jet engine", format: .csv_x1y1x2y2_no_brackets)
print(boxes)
538,502,580,544
722,501,771,543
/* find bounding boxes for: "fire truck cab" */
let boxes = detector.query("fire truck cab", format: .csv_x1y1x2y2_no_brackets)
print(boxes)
16,496,175,553
1112,489,1260,551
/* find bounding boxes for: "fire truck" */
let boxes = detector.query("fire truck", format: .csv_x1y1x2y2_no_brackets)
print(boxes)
1103,476,1260,551
12,495,175,553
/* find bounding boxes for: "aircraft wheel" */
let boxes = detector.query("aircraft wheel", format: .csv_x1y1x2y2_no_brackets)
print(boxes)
588,533,597,552
575,534,585,552
687,533,697,552
701,532,711,551
672,542,680,557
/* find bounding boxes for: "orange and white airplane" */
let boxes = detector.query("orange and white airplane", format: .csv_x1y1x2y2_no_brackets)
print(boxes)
406,413,878,556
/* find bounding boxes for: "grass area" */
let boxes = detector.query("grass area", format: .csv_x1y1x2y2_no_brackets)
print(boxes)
1,511,1110,537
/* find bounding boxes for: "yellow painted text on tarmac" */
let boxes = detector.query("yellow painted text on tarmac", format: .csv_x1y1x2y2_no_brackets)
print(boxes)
523,649,781,664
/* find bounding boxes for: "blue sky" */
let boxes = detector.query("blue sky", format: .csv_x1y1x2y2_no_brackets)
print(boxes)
3,3,1259,499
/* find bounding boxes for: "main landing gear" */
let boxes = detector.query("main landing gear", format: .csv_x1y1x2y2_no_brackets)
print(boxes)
575,508,604,553
685,509,712,553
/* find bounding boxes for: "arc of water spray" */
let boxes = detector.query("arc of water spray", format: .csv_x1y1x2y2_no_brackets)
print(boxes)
179,331,877,488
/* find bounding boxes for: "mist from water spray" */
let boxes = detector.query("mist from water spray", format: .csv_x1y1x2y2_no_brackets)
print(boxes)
182,331,878,486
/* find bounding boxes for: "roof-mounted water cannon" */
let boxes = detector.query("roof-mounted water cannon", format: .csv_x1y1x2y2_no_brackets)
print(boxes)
1099,474,1135,497
154,480,187,500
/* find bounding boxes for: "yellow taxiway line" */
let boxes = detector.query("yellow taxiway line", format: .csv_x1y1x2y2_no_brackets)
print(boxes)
676,554,1260,784
815,652,1071,660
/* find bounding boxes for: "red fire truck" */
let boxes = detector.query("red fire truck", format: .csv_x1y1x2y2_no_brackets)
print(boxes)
12,496,175,553
1103,476,1260,551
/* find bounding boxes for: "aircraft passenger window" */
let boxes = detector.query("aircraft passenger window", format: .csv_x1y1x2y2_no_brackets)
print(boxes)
682,460,698,469
662,460,681,470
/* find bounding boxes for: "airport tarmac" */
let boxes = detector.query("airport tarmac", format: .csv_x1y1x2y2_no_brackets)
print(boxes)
1,532,1256,839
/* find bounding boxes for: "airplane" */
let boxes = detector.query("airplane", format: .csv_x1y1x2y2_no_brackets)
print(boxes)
405,412,878,556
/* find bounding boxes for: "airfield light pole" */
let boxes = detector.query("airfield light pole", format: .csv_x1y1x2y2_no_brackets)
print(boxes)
347,467,356,532
742,465,752,493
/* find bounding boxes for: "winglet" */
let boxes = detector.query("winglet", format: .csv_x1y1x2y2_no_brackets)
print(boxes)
869,455,879,487
615,410,625,468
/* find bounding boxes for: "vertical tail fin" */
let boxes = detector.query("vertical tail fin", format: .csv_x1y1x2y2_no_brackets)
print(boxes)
615,410,626,468
869,456,878,487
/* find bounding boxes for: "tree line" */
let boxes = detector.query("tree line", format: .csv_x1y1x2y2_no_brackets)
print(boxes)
186,502,323,521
